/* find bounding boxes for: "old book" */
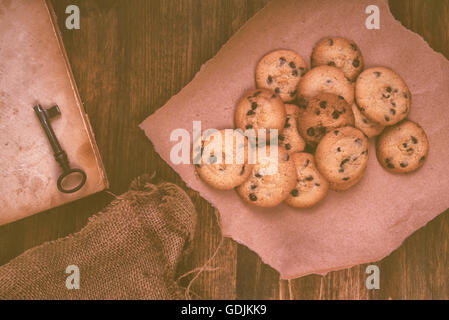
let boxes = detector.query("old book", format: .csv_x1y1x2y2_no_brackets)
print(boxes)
0,0,108,225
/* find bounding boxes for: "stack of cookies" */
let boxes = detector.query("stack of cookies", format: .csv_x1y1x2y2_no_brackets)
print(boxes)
194,37,429,209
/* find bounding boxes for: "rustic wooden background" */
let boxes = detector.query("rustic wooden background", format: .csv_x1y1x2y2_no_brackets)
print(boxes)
0,0,448,299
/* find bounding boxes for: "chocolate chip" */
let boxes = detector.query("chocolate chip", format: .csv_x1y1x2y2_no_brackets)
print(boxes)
326,79,332,84
298,97,309,109
329,39,334,46
383,94,390,99
290,189,299,197
267,76,273,84
247,110,255,116
374,71,381,78
278,134,285,141
289,61,296,69
332,111,340,119
285,154,290,161
407,148,414,153
400,162,408,168
337,147,341,152
292,69,298,76
250,184,257,190
391,102,396,107
275,87,280,94
386,87,392,93
315,183,321,187
352,58,360,68
249,193,257,201
255,172,262,178
403,143,408,148
279,57,286,65
240,165,246,175
403,92,408,99
319,126,326,135
253,91,262,97
251,102,258,110
385,158,395,169
285,143,292,150
420,156,426,162
320,101,327,109
271,94,277,99
362,149,368,155
340,158,350,167
338,95,345,100
350,43,358,51
315,109,320,115
384,115,390,122
306,176,314,181
245,124,253,130
334,130,339,136
411,136,418,144
307,127,315,136
284,122,291,129
328,61,336,67
343,177,350,181
390,109,396,115
290,90,297,97
305,159,310,167
362,118,369,124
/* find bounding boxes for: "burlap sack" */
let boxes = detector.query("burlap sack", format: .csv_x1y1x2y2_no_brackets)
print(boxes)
0,174,197,300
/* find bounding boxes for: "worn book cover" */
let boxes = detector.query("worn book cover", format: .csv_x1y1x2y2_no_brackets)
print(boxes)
0,0,108,225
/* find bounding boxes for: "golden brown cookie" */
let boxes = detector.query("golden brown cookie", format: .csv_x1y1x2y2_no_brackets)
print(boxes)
376,120,429,174
297,93,355,147
279,104,306,154
237,146,296,207
315,127,369,191
234,88,286,138
311,37,364,81
285,153,329,208
355,67,411,126
297,65,355,104
194,129,254,190
256,50,307,102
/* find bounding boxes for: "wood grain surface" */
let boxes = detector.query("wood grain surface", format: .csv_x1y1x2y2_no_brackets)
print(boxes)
0,0,448,300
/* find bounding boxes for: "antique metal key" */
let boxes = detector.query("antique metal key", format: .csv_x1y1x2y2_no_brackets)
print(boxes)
34,104,87,193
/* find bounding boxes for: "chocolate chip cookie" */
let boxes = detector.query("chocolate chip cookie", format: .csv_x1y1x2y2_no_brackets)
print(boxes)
194,129,254,190
351,103,385,138
297,93,355,147
256,50,307,102
234,88,286,138
297,65,355,104
355,67,411,126
376,120,429,174
311,37,364,81
315,127,369,191
279,104,306,154
237,146,296,207
285,153,329,208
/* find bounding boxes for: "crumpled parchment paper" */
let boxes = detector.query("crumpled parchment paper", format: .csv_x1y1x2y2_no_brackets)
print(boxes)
140,0,449,279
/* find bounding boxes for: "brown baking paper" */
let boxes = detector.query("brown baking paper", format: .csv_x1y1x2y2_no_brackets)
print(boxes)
140,0,449,279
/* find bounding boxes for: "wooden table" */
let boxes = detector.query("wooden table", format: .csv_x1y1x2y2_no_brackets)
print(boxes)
1,0,448,299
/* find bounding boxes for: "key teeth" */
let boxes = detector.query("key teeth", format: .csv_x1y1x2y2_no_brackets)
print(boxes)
45,105,61,119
